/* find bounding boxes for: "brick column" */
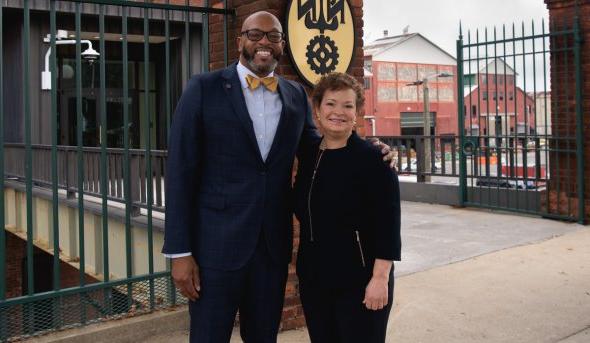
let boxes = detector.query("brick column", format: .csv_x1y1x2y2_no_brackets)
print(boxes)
208,0,366,329
544,0,589,223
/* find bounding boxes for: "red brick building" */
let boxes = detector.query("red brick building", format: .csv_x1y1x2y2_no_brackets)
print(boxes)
363,32,457,136
463,58,536,139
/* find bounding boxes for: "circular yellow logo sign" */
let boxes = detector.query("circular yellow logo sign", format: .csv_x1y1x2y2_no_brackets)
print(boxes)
286,0,356,86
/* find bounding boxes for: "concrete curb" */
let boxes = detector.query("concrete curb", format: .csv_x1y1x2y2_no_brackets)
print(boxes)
30,307,189,343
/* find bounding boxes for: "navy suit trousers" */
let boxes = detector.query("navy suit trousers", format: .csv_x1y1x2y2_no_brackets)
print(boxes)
188,236,288,343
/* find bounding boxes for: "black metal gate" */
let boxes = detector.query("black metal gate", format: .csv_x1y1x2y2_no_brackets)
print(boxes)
456,17,585,223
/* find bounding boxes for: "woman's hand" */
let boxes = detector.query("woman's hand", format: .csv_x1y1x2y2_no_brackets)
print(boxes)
363,275,389,310
363,259,393,310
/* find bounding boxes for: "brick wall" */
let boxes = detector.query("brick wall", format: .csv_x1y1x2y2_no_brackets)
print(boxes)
5,231,98,299
208,0,366,329
544,0,590,222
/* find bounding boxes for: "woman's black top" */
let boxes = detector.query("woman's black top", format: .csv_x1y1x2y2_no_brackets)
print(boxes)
294,131,401,291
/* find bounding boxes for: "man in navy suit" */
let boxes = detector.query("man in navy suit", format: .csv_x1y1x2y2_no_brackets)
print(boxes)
162,11,319,343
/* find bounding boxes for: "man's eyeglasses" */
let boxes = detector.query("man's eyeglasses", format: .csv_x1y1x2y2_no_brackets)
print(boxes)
241,29,285,43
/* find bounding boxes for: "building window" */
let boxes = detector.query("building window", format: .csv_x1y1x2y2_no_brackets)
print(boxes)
364,77,371,89
364,60,372,73
499,91,504,101
472,105,477,117
483,91,488,100
509,91,514,100
492,92,497,100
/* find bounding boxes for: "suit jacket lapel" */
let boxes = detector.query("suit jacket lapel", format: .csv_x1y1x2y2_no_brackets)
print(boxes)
266,77,293,164
221,64,264,164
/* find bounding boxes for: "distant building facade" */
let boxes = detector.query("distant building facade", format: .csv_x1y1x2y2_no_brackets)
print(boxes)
463,59,536,139
363,32,458,137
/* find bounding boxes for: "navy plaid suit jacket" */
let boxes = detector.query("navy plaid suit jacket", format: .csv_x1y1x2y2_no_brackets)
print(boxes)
162,63,318,271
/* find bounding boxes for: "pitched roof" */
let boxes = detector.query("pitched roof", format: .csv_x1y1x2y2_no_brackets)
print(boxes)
464,58,518,76
364,33,456,62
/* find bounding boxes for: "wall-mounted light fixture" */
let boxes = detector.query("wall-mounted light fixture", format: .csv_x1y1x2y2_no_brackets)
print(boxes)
42,30,100,90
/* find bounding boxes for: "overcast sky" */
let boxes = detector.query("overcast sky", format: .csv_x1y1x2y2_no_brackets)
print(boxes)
363,0,551,91
363,0,549,57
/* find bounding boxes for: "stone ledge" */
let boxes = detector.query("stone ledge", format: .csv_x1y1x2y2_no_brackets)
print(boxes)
31,307,189,343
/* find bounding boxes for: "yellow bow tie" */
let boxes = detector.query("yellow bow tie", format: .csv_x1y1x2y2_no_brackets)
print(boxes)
246,74,278,92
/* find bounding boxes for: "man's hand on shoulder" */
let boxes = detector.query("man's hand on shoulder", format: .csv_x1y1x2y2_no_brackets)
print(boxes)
368,137,398,170
171,256,201,301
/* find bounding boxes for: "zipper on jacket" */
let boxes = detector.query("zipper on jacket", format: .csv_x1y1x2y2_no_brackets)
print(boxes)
307,147,325,242
355,230,366,267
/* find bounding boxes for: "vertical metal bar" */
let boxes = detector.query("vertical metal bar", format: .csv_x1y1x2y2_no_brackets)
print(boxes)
550,19,559,216
202,0,209,72
185,0,191,80
122,5,133,307
521,22,528,211
0,0,5,304
493,27,501,204
466,30,473,184
223,0,228,66
144,2,155,309
475,29,481,182
99,3,111,315
563,19,572,218
502,24,511,208
165,0,171,139
75,2,87,324
457,26,466,206
531,20,539,187
573,16,585,224
50,0,62,329
164,0,175,307
542,19,550,215
511,23,519,209
24,0,34,297
484,28,490,206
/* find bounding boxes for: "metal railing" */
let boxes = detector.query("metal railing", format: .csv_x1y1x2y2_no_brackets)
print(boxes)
4,143,167,213
0,0,233,340
373,135,547,187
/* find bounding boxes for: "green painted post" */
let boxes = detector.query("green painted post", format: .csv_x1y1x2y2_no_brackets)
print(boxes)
202,0,209,72
23,0,35,334
50,0,63,329
122,4,133,308
542,19,550,217
457,25,466,207
573,16,585,224
24,0,34,297
144,3,155,309
223,0,228,66
165,0,171,140
0,1,6,338
185,0,191,80
75,2,87,324
0,0,5,304
99,4,111,315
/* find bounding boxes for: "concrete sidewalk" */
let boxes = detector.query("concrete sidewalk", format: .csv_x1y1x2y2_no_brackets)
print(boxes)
33,202,590,342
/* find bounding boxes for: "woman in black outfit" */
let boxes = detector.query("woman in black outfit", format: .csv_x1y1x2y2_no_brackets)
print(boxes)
294,72,401,343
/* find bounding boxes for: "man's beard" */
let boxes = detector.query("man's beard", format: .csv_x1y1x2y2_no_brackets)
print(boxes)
242,48,281,75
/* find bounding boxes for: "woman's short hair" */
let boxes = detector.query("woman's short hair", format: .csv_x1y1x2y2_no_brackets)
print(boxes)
311,72,365,110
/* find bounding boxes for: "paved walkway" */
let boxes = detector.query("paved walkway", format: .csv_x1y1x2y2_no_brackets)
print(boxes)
146,202,589,343
36,202,590,342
